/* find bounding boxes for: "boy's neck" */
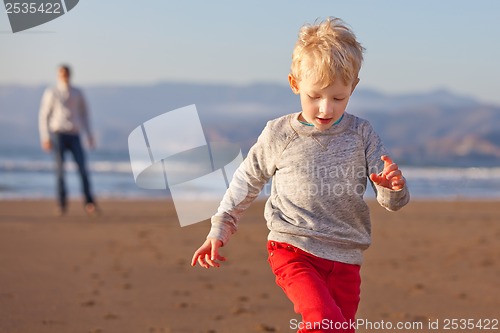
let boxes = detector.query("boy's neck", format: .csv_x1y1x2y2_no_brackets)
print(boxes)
298,112,345,127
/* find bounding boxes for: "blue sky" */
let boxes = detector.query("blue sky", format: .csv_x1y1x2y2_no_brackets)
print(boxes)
1,0,500,104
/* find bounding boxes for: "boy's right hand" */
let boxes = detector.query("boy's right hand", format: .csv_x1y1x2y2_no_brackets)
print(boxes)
191,238,226,268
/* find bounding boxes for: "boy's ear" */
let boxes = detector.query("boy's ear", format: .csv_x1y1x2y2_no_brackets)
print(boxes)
350,77,360,95
288,74,300,94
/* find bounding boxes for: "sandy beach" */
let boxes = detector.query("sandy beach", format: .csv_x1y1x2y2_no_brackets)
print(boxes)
0,199,498,333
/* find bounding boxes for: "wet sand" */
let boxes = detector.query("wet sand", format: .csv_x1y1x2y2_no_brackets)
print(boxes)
0,199,498,333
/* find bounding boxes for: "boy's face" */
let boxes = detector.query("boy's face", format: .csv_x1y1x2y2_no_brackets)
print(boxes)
288,74,359,131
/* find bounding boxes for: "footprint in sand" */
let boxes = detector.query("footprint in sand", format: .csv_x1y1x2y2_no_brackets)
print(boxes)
81,300,97,307
172,290,191,297
41,319,66,326
409,283,425,296
256,323,277,332
0,292,14,299
112,259,124,272
137,229,152,239
231,304,252,315
122,283,133,290
148,327,169,333
155,251,164,261
176,258,188,267
414,283,425,290
238,295,249,302
480,258,494,267
103,313,119,320
122,270,132,279
174,301,190,309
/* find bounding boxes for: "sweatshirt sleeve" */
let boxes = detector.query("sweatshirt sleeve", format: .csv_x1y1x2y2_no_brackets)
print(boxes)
38,88,54,142
363,121,410,211
207,121,280,245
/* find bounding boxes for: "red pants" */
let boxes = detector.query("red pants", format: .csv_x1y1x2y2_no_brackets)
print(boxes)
267,241,361,333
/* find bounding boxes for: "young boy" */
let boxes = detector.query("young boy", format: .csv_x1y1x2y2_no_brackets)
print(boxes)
191,17,409,332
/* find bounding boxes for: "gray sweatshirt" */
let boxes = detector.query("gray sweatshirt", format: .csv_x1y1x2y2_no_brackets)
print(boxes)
207,112,409,265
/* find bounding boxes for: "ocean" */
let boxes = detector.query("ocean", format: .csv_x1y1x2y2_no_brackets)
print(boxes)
0,148,499,201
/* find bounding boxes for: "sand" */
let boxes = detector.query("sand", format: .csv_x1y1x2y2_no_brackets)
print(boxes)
0,199,498,333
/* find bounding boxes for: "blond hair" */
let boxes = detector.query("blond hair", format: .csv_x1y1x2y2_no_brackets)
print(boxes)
291,17,365,87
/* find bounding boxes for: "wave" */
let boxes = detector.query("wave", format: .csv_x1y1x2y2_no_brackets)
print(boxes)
403,166,500,180
0,159,500,180
1,158,499,200
0,159,133,174
3,159,500,180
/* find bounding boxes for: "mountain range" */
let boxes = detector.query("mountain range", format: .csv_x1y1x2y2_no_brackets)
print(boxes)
0,82,499,166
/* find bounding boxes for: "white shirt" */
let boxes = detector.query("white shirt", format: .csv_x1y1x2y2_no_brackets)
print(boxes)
39,84,92,142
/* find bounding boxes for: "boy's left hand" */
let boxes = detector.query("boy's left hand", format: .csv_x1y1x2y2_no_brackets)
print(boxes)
370,155,405,191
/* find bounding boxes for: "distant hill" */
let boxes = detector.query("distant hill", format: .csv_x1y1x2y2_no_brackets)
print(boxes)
0,82,499,166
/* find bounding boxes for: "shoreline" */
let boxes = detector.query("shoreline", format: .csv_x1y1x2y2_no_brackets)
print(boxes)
0,199,498,333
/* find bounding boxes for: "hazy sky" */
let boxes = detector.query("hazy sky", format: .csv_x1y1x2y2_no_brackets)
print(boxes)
1,0,500,104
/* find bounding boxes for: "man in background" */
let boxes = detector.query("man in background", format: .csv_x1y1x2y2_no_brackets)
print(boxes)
39,64,98,216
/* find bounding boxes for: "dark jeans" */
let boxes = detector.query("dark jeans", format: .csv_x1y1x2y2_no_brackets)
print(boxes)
52,133,94,208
